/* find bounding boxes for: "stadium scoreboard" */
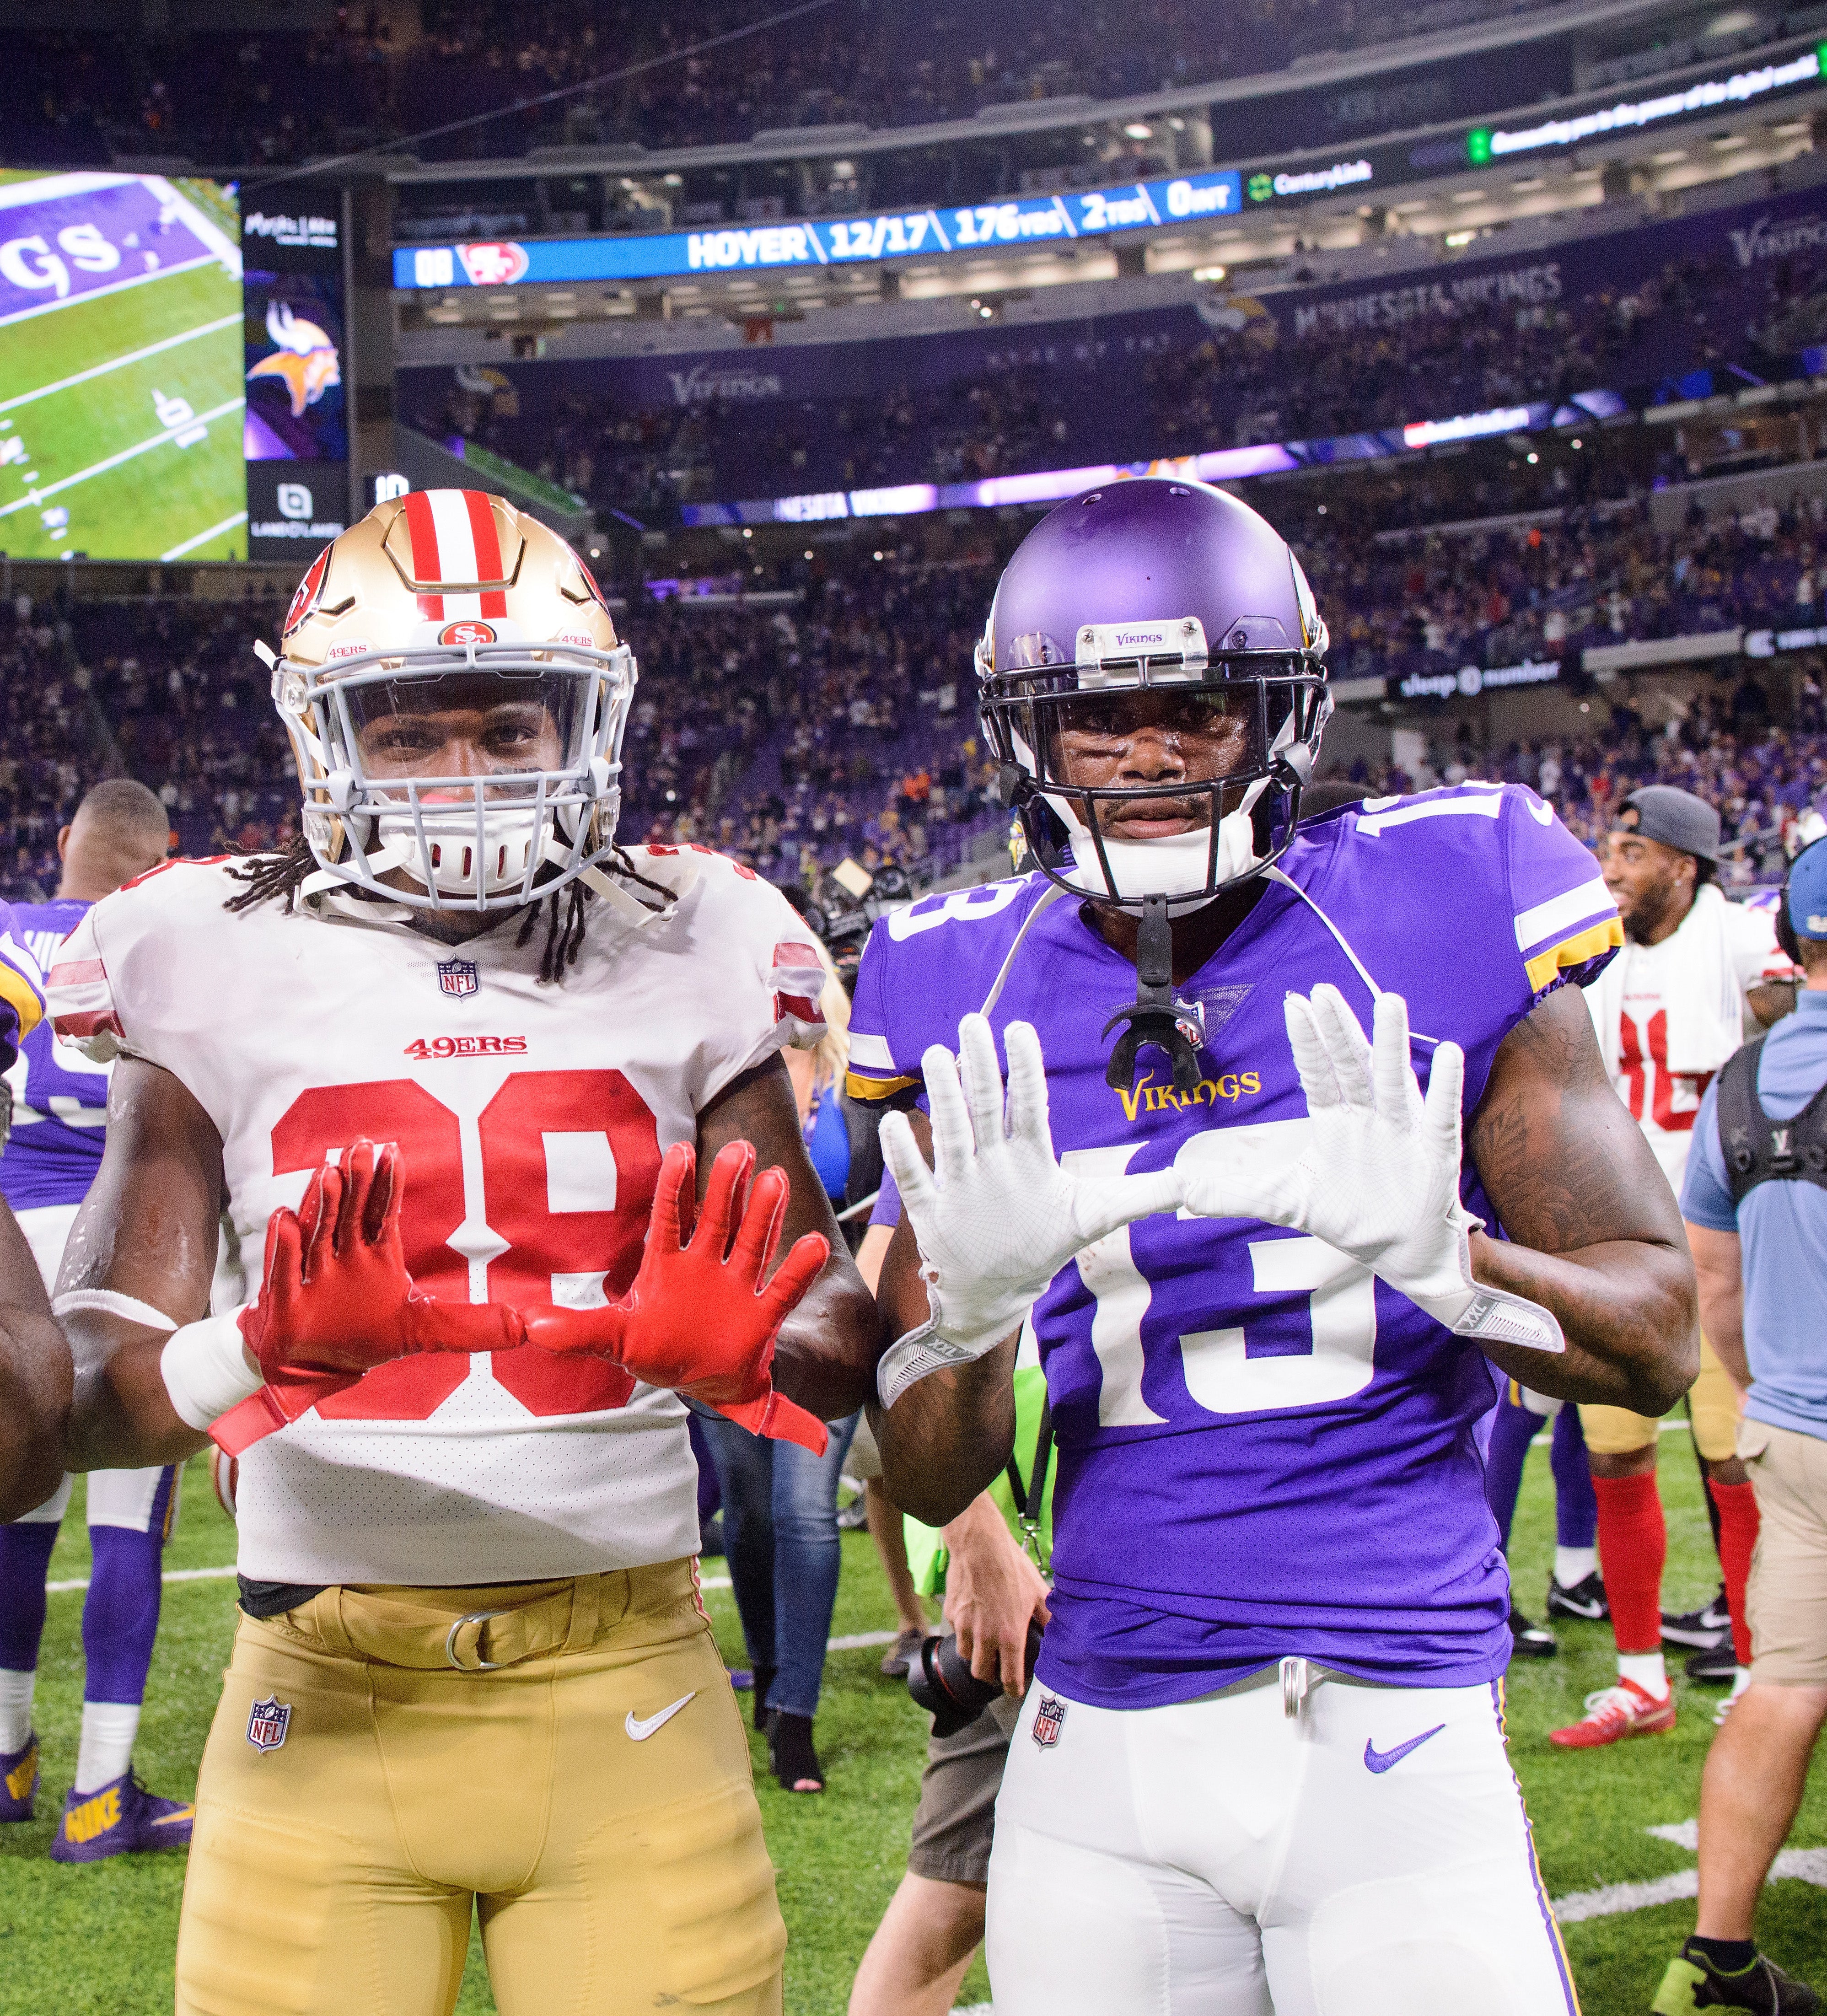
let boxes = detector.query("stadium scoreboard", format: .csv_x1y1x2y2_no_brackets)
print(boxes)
0,170,349,566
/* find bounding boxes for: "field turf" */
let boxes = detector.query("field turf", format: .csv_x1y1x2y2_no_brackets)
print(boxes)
1,1429,1823,2014
0,245,246,565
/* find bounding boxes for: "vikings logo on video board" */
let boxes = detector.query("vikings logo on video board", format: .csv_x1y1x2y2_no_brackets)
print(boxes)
247,301,340,420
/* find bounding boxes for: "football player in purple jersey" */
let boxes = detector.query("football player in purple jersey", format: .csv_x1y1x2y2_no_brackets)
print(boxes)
0,907,73,1527
851,478,1698,2016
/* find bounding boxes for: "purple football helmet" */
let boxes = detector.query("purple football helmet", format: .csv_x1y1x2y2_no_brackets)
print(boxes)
978,477,1329,914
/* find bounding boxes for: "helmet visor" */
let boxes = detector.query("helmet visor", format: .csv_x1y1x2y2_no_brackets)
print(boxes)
1026,681,1283,837
336,667,597,801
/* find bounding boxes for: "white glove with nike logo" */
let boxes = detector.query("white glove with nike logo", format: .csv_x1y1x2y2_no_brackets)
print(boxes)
877,1013,1184,1407
1179,984,1564,1355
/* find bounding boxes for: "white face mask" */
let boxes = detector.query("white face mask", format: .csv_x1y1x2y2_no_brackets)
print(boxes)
1046,782,1268,912
373,798,554,903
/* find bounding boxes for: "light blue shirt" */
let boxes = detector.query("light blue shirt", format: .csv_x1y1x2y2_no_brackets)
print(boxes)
1683,988,1827,1441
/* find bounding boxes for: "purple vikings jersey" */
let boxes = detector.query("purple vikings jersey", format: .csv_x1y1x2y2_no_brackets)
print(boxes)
0,901,46,1082
848,783,1622,1710
0,899,103,1210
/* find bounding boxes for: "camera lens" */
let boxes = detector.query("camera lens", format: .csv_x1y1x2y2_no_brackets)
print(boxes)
906,1622,1044,1738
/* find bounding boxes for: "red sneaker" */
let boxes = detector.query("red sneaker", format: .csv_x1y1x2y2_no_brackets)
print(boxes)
1549,1678,1677,1749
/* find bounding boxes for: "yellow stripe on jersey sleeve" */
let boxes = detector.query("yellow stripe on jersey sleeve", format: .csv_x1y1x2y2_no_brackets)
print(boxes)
1523,916,1623,994
0,959,43,1043
845,1069,919,1102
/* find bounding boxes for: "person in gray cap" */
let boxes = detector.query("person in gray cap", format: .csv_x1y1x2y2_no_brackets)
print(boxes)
1551,785,1797,1749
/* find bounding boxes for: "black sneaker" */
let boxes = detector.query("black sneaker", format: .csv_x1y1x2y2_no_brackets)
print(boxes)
1546,1571,1610,1623
1510,1604,1558,1658
1686,1638,1742,1684
1652,1939,1820,2014
1663,1584,1732,1650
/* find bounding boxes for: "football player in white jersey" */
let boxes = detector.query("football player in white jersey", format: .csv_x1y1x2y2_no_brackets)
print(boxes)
43,491,876,2016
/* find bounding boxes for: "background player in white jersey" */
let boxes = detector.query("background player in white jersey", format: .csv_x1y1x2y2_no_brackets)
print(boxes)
0,779,190,1859
43,491,876,2016
0,908,73,1529
1554,785,1795,1747
860,477,1699,2016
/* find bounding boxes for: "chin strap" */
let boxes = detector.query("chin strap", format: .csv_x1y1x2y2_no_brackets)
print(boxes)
1102,893,1203,1095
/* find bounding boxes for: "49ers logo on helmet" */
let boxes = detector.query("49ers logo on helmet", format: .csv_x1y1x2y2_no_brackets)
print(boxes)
438,619,497,646
284,545,333,638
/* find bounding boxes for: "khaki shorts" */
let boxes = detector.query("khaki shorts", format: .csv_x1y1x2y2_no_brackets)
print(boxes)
175,1559,783,2016
1580,1333,1741,1460
906,1688,1021,1887
1739,1418,1827,1687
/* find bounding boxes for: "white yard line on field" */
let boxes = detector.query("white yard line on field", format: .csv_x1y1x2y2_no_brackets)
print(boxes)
0,395,243,521
46,1563,237,1595
0,311,242,416
1550,1822,1827,1923
161,509,248,561
0,251,226,334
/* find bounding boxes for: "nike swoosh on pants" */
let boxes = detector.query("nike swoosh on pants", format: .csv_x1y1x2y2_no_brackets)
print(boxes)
626,1692,697,1742
1363,1722,1447,1774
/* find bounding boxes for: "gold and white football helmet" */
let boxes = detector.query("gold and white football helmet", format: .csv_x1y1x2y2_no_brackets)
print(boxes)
263,489,636,911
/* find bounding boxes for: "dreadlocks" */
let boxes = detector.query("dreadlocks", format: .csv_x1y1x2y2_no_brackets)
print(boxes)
224,839,677,985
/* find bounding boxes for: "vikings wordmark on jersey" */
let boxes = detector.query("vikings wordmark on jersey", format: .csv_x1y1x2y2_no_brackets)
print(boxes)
850,780,1622,1710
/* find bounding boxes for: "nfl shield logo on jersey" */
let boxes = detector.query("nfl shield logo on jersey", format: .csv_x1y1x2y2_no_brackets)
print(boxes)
246,1697,291,1753
437,958,479,999
1032,1694,1066,1749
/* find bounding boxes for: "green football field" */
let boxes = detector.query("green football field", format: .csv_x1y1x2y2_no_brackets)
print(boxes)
0,219,246,565
0,1431,1823,2015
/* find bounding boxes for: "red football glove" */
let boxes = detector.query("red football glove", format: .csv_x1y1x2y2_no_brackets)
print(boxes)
213,1139,522,1456
522,1140,831,1453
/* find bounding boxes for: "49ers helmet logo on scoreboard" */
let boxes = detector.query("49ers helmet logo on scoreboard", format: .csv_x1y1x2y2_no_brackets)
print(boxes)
439,619,497,646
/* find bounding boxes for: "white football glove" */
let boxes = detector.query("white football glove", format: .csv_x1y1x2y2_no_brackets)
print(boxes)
1179,985,1564,1355
877,1013,1184,1407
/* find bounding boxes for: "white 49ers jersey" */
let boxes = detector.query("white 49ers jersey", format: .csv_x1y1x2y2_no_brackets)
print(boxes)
48,848,827,1588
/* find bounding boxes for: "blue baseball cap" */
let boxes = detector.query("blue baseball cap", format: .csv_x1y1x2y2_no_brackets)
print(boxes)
1788,836,1827,940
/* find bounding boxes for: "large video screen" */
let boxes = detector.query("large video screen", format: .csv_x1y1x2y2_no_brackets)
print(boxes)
0,170,348,564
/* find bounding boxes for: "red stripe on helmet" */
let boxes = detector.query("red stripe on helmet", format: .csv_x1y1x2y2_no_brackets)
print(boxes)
464,490,509,617
401,491,444,620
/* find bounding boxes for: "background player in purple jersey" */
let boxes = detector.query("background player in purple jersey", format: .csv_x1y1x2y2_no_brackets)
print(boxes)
0,780,190,1860
0,905,71,1530
854,478,1700,2016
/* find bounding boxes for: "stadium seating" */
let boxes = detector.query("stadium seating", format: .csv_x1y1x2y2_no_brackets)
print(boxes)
407,199,1827,520
7,468,1827,905
4,0,1576,169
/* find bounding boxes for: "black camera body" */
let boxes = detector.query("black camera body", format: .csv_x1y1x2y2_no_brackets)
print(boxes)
907,1622,1045,1738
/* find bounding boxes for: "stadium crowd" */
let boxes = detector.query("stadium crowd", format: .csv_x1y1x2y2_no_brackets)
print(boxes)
418,222,1827,521
11,0,1562,169
8,478,1827,906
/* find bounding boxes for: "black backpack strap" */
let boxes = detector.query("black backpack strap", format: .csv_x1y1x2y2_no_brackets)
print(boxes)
1717,1036,1768,1207
1717,1033,1827,1203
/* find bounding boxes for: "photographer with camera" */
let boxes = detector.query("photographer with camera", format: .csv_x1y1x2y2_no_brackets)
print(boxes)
849,1168,1053,2016
1652,836,1827,2016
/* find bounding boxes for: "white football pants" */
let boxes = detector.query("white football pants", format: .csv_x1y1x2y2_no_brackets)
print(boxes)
987,1664,1577,2016
11,1202,172,1531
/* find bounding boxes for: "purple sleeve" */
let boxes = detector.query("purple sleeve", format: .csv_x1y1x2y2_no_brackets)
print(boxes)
1501,788,1623,1000
869,1160,902,1230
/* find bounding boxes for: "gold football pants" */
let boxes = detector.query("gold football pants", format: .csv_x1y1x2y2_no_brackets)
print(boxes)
174,1559,784,2016
1580,1332,1741,1461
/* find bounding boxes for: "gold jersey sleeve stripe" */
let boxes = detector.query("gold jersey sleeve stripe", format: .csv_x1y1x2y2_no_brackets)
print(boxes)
1523,917,1623,995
